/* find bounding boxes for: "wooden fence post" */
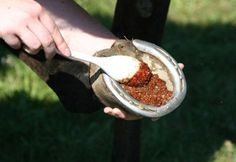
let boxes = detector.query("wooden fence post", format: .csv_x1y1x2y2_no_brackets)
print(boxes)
111,0,171,162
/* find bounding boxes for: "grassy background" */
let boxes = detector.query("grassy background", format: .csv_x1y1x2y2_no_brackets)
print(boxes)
1,0,236,162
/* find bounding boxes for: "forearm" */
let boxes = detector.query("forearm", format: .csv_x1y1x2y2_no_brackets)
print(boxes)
36,0,143,120
37,0,116,57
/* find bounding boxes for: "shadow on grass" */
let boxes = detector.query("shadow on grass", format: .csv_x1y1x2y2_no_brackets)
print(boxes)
0,15,236,162
0,91,113,162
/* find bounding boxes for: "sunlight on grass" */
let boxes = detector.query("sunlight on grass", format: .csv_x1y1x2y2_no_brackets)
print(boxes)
75,0,116,28
0,54,58,101
75,0,115,15
168,0,236,26
210,140,236,162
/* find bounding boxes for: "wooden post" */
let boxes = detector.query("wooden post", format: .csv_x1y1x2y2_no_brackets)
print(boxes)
112,0,170,44
111,0,170,162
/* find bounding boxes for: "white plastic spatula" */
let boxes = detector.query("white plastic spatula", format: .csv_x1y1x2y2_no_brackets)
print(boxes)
68,50,141,82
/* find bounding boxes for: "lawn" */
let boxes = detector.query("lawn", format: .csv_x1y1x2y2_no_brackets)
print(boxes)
0,0,236,162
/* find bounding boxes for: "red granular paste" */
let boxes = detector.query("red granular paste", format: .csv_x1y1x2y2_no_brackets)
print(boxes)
123,61,153,87
122,74,173,107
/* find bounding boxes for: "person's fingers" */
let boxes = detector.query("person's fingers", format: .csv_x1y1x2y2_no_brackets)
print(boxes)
39,10,70,56
104,107,124,118
22,45,41,55
112,108,126,119
27,19,56,59
2,34,21,49
178,63,184,70
115,108,143,120
104,107,118,117
18,27,41,54
104,107,142,120
104,107,111,114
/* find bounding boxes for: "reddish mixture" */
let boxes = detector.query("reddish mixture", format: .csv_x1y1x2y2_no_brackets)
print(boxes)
122,69,173,107
123,61,153,87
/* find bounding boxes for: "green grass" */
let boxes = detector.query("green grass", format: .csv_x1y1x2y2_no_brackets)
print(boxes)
1,0,236,162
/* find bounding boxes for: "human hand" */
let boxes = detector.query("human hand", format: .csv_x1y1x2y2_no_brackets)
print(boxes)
0,0,70,59
104,63,185,120
104,107,143,120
